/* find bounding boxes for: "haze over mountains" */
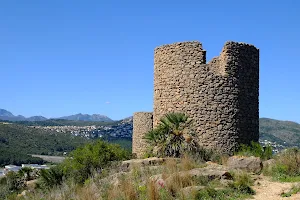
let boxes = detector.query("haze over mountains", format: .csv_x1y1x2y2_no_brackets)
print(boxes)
0,109,113,122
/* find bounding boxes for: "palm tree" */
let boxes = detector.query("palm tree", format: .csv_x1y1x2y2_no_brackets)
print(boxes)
159,112,193,136
144,112,198,158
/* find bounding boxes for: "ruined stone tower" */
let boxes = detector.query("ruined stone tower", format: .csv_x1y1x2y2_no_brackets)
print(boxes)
133,41,259,157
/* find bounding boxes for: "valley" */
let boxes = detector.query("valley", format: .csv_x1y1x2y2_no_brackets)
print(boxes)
1,110,300,167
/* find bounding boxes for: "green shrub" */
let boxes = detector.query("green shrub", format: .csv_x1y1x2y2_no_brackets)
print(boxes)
5,171,26,191
195,187,252,200
39,165,65,188
61,139,131,184
0,177,10,199
236,141,273,160
195,187,220,199
230,170,255,195
18,167,33,181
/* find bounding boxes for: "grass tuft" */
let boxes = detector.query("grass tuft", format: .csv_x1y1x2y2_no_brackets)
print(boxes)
263,148,300,182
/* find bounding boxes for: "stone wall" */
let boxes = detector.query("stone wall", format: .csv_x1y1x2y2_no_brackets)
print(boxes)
153,41,259,153
132,112,153,158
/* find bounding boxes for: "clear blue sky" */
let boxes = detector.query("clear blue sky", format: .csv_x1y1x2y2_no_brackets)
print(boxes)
0,0,299,121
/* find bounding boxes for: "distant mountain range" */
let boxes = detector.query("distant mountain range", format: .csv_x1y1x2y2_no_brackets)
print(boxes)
58,113,113,122
0,109,113,122
2,108,300,148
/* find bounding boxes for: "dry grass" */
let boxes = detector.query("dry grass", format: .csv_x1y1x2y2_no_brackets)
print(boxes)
23,155,254,200
163,158,178,174
147,180,159,200
76,183,99,200
165,172,194,195
277,149,300,174
220,154,230,165
179,155,198,171
120,180,138,200
263,148,300,182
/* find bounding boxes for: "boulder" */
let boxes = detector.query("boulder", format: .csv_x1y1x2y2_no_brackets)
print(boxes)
181,167,232,180
164,166,232,189
227,156,262,173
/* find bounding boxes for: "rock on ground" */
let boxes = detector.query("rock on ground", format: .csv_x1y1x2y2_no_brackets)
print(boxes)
227,156,262,173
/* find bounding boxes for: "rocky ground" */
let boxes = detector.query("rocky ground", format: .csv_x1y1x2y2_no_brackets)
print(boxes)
249,175,300,200
119,156,300,200
17,156,300,199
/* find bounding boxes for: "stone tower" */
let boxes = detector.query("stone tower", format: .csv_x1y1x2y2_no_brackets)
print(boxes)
132,112,153,158
133,41,259,157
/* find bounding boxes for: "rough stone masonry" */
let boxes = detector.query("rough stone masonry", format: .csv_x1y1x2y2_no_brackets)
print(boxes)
133,41,259,158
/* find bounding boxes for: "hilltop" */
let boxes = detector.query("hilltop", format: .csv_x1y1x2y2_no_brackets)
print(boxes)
259,118,300,147
0,108,113,122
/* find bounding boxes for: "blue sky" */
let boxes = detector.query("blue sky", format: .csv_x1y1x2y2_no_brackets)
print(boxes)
0,0,299,121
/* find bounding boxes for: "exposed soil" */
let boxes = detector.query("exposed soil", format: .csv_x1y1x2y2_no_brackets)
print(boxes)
31,154,65,163
249,175,300,200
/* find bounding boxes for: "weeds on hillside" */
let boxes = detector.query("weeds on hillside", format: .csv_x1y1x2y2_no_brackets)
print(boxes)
229,170,255,195
263,148,300,182
194,187,252,200
24,154,255,200
235,141,273,160
0,171,27,199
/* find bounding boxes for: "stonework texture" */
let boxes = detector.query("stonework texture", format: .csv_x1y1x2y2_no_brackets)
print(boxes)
153,41,259,154
132,112,153,158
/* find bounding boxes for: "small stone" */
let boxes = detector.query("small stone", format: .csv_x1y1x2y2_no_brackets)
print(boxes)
217,125,223,131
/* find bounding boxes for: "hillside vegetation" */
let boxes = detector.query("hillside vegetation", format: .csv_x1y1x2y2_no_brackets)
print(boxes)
0,122,132,166
7,117,300,147
259,118,300,147
0,123,87,166
3,113,300,199
2,117,300,167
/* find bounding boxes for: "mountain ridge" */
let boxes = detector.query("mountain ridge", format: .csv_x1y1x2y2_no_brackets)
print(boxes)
0,108,113,122
58,113,113,122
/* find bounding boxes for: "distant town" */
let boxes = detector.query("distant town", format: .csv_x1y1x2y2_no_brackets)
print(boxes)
259,139,290,154
30,117,133,139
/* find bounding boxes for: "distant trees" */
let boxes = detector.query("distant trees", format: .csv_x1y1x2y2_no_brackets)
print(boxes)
0,149,45,167
0,123,87,166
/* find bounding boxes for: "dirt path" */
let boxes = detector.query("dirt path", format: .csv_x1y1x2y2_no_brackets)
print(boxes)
248,175,300,200
31,154,65,163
